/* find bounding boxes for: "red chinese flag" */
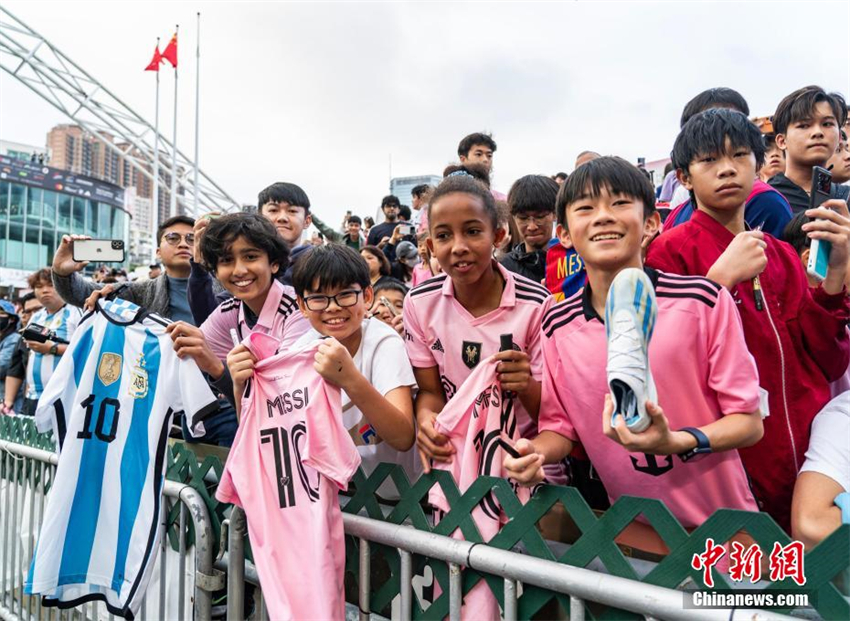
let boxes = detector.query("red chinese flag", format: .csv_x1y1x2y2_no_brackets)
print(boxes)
161,33,178,68
144,45,162,72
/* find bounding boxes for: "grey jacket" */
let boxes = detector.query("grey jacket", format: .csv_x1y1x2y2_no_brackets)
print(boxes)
52,270,172,317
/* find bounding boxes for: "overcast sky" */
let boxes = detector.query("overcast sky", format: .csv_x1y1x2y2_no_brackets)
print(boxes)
2,1,849,225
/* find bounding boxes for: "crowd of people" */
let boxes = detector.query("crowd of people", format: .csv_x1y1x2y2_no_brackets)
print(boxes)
3,83,850,615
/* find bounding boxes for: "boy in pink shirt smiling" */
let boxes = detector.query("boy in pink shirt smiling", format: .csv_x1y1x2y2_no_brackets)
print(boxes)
505,157,764,553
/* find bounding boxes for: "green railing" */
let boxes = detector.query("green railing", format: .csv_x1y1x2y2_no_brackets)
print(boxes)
3,415,848,620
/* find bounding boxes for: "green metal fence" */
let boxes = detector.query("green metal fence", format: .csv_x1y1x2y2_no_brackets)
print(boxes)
2,415,847,620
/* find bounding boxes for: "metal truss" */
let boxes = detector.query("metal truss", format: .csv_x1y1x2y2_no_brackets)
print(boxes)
0,4,239,215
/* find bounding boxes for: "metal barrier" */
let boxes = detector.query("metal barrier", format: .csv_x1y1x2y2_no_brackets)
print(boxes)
0,436,222,621
3,420,847,621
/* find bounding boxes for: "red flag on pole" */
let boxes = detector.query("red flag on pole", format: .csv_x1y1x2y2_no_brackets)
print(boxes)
144,45,162,71
161,32,178,68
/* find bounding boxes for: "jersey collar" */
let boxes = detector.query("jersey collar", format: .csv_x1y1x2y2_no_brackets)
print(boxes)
440,260,516,308
582,266,659,323
240,278,287,331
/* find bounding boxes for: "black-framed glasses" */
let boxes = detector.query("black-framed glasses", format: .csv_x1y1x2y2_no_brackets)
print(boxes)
303,289,363,311
163,232,195,246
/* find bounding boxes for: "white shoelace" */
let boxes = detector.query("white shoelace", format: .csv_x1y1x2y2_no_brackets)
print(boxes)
607,316,646,384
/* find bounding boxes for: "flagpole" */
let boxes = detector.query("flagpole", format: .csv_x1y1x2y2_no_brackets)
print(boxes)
152,37,161,264
192,12,200,218
170,24,179,217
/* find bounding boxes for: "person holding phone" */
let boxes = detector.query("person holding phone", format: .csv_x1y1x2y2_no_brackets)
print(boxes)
646,108,850,532
52,215,196,323
769,85,849,213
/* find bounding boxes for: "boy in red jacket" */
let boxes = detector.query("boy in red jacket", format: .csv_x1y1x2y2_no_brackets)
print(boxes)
646,108,850,532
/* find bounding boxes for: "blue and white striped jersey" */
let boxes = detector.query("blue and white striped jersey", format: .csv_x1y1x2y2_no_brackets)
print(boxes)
26,298,218,619
25,305,82,400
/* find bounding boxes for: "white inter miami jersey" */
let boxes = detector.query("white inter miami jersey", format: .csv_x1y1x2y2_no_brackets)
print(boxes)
26,299,218,619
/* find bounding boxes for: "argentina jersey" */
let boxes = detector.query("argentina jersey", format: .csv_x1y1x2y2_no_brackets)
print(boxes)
26,298,218,619
25,305,82,400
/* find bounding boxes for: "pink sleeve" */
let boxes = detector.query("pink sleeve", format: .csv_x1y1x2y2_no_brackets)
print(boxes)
527,296,553,379
303,382,361,490
537,331,579,441
402,298,437,368
200,304,238,361
705,287,761,415
215,471,242,507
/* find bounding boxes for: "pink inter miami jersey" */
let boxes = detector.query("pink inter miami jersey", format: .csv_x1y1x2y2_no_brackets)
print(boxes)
403,263,565,484
431,358,532,621
216,333,360,621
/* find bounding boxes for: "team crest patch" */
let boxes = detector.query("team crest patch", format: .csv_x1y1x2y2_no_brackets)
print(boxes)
128,354,148,399
97,353,122,386
462,341,482,369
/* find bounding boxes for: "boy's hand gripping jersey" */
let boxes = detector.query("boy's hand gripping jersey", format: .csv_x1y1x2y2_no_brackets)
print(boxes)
25,298,218,619
216,333,361,621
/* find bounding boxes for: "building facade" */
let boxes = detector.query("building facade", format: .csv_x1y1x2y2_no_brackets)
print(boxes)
0,155,129,288
390,174,441,208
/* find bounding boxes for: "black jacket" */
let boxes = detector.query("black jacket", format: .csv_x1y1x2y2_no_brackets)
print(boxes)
498,243,547,284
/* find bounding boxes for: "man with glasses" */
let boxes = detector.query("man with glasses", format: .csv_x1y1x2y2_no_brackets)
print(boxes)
499,175,558,284
52,215,196,322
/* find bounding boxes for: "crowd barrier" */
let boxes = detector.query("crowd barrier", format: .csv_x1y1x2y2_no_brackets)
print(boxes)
2,415,848,621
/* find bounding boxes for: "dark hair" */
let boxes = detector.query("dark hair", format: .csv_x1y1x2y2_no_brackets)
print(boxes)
257,182,311,213
27,268,52,290
442,162,491,187
364,216,375,227
200,213,289,274
555,156,657,228
507,175,559,215
360,245,390,276
457,132,497,158
672,108,766,173
428,174,499,230
347,215,362,225
782,212,813,254
764,133,778,149
411,184,431,199
399,205,412,221
663,162,675,176
149,263,160,270
554,172,568,181
373,277,409,297
381,195,401,209
18,292,36,306
773,86,847,136
157,215,194,247
291,243,370,298
680,87,749,128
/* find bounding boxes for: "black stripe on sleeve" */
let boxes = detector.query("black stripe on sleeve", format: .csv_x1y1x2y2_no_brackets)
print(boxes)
656,291,717,308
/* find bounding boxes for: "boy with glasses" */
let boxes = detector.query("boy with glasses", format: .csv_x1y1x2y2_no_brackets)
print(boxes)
500,175,559,283
52,215,196,322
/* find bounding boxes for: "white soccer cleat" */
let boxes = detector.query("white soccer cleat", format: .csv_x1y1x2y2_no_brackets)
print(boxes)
605,268,658,433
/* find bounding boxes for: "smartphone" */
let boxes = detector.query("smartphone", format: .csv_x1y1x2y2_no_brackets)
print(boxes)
806,166,832,281
20,324,70,345
379,296,399,317
398,224,413,236
73,239,125,263
346,210,352,217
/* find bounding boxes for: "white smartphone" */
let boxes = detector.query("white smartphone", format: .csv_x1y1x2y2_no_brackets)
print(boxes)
73,239,126,263
398,224,413,236
806,167,832,282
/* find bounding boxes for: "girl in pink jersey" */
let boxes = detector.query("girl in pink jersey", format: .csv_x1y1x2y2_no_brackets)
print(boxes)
403,174,559,619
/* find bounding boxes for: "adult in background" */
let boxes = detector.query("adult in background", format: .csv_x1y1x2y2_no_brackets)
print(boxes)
52,215,196,323
500,175,558,284
3,293,41,414
366,195,403,247
21,269,81,416
0,301,21,413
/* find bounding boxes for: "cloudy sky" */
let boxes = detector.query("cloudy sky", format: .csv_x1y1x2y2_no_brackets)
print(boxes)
2,1,849,225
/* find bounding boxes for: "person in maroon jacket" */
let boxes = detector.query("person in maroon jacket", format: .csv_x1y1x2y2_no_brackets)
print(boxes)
646,108,850,532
